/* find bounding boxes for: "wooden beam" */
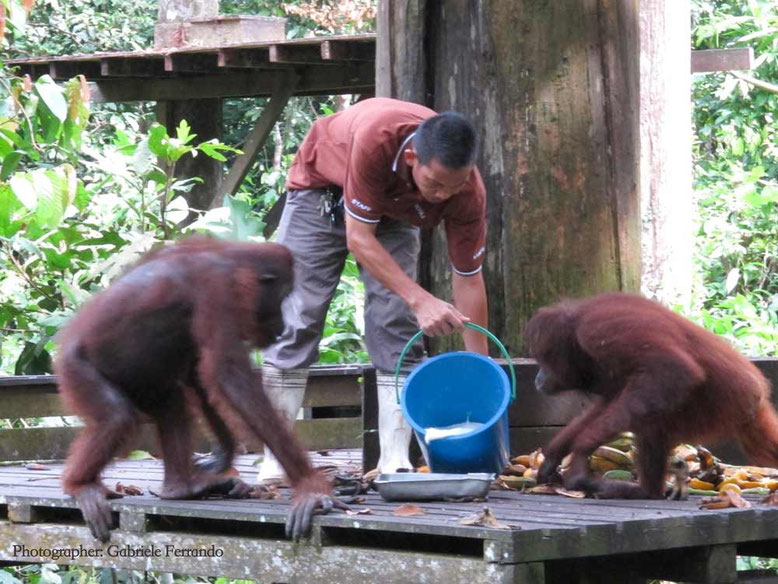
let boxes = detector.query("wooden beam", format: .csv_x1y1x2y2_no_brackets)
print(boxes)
270,44,326,64
88,63,374,102
164,52,220,73
218,47,272,68
213,71,298,207
691,47,754,73
49,61,101,80
321,40,376,62
100,56,167,77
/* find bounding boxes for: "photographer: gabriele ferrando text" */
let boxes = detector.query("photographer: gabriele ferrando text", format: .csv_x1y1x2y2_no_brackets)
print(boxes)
12,544,224,561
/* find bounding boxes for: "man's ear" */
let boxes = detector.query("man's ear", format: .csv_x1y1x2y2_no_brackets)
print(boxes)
402,147,418,167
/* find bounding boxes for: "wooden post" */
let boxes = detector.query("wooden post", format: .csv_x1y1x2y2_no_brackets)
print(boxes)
639,0,693,306
155,0,223,222
377,0,641,355
212,71,298,209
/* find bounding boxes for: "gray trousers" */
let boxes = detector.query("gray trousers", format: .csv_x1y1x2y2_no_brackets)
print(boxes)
263,188,425,373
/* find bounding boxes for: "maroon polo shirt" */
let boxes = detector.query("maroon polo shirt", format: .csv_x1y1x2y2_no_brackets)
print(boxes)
286,97,487,275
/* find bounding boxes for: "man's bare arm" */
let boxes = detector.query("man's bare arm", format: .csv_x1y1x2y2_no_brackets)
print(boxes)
452,271,488,355
345,214,468,336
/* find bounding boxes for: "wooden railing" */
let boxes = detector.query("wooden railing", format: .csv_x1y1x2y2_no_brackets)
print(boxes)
4,358,778,469
0,365,368,463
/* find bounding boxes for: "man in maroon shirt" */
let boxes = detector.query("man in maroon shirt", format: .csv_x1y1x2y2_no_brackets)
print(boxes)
258,97,488,481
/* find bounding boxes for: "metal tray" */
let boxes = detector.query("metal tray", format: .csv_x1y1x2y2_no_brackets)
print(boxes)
374,472,495,502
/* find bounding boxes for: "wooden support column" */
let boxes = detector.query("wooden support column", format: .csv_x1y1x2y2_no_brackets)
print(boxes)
155,98,223,220
378,0,642,356
155,0,223,222
639,0,693,306
212,71,299,209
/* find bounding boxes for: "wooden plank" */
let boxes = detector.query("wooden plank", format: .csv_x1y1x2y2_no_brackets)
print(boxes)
631,544,738,584
49,61,101,80
215,71,298,204
164,52,220,73
294,417,362,451
692,48,754,73
89,63,374,102
361,367,379,472
0,524,517,584
304,376,361,408
321,40,376,62
0,427,80,461
217,47,272,68
100,56,167,77
270,44,326,64
0,385,65,418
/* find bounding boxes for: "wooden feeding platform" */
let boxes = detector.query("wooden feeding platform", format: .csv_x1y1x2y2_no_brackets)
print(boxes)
2,454,778,583
4,362,778,583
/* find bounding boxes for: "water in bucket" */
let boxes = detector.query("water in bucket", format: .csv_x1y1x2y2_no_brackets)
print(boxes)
425,420,485,444
395,324,516,474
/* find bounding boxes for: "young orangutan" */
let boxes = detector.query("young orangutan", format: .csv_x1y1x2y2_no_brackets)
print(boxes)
525,292,778,499
55,236,346,541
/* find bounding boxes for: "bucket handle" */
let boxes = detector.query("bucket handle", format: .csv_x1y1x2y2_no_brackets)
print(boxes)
394,323,517,404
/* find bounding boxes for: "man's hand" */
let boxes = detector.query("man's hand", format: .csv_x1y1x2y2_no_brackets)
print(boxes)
411,292,470,337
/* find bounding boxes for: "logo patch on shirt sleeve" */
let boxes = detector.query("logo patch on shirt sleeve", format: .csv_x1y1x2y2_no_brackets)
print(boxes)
473,246,486,260
351,198,372,212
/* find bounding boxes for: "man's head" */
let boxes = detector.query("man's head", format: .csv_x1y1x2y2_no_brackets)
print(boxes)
403,112,477,204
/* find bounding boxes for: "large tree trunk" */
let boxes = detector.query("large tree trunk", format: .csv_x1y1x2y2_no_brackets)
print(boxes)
639,0,692,306
377,0,641,356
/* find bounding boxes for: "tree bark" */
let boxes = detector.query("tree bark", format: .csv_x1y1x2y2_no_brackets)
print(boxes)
378,0,641,355
639,0,692,306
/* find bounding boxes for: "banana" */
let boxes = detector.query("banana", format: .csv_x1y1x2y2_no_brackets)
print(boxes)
603,469,634,481
607,434,635,452
512,455,531,467
593,446,633,467
590,456,621,473
689,478,715,491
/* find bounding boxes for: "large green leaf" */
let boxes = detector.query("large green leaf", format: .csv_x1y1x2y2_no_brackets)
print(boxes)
0,184,23,237
225,194,264,240
131,137,155,175
32,169,66,228
34,75,67,122
9,173,36,209
0,151,24,180
147,123,168,157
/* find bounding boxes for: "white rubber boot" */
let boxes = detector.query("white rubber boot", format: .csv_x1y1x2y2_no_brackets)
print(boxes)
376,372,413,473
256,365,308,485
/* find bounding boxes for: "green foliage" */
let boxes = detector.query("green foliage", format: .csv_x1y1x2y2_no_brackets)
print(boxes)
6,0,157,57
0,1,370,374
2,565,268,584
690,0,778,355
0,79,252,374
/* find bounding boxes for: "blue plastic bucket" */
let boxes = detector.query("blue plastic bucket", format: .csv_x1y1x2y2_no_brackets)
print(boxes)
394,324,516,474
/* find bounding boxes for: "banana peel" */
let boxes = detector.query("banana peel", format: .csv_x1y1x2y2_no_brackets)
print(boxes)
499,475,537,490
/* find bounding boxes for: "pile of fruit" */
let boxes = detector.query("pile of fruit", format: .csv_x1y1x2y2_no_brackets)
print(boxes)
498,432,778,498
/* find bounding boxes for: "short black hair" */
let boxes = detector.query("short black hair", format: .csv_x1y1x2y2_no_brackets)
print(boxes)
412,112,477,169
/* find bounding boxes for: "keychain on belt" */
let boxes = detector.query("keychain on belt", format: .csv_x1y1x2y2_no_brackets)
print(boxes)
319,187,344,224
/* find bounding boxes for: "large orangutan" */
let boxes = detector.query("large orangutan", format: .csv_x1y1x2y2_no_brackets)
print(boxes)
525,291,778,499
54,236,346,541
